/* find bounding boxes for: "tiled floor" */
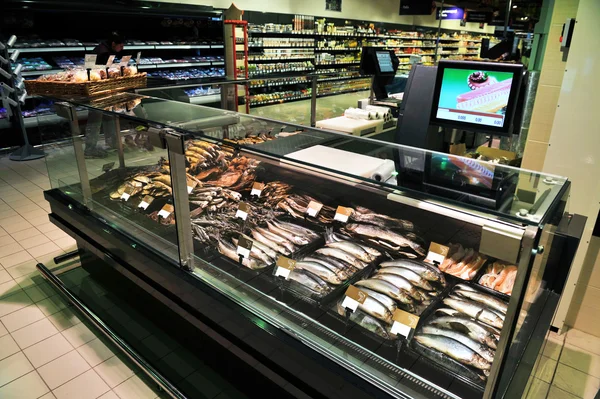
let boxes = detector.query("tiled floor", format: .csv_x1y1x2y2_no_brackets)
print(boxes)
0,156,161,399
2,151,600,399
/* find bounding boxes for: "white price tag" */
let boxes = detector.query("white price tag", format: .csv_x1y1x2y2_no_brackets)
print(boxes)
120,192,131,201
84,54,97,69
426,252,446,265
235,209,248,220
158,209,171,218
334,206,352,223
250,188,262,197
138,201,150,210
119,55,131,67
306,201,323,217
187,186,194,194
425,243,450,266
136,51,142,65
341,296,360,312
106,55,115,67
250,182,265,198
236,246,250,258
274,266,292,279
391,321,412,337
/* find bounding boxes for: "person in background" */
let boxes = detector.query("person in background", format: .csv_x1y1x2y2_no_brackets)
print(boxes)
84,32,124,158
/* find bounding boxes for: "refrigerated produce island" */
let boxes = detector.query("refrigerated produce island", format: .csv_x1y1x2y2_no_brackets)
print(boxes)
38,92,583,399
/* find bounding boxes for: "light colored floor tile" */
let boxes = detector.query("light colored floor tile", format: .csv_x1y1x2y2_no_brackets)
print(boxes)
26,216,51,228
1,303,46,332
0,352,35,386
0,334,20,361
62,322,98,349
23,333,74,368
39,392,57,399
535,356,558,383
547,385,581,399
544,338,564,361
0,320,8,337
0,290,33,318
12,203,43,215
554,362,600,398
53,237,77,251
98,391,119,399
20,209,48,222
37,295,70,317
0,242,25,258
24,281,56,304
19,234,51,250
77,338,115,368
27,242,61,259
37,351,90,390
47,308,81,332
44,230,68,241
561,342,600,379
11,227,43,242
567,329,600,357
0,234,16,247
3,253,35,272
37,223,60,234
12,318,59,349
113,375,158,399
0,209,18,220
95,356,135,389
0,371,49,399
525,377,550,399
53,369,110,399
0,279,22,299
1,219,34,234
0,269,12,284
14,271,44,290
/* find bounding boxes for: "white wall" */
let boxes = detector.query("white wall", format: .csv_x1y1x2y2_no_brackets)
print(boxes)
154,0,495,33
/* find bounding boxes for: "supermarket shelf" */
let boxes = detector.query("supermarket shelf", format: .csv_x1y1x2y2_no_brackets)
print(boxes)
138,62,213,70
248,68,315,78
155,45,210,49
10,46,86,53
11,44,223,53
22,69,63,77
250,94,312,107
189,94,222,105
22,110,88,128
248,45,314,49
314,62,360,67
248,57,314,63
120,45,156,50
250,79,310,89
314,48,362,52
317,75,366,82
317,86,370,99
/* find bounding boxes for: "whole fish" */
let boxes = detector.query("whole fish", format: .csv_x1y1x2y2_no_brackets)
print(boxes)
414,334,491,370
287,269,330,294
380,259,446,285
250,230,290,255
454,288,508,315
294,261,342,285
356,279,415,306
325,230,383,258
372,273,426,301
232,237,273,264
271,220,319,240
421,325,496,363
302,256,350,280
431,315,499,349
254,226,297,253
435,308,461,317
443,298,504,329
350,207,415,231
309,254,358,274
217,239,266,270
315,247,366,269
377,267,434,291
266,221,311,246
325,241,374,263
240,234,278,259
353,295,393,324
357,287,398,314
337,305,392,339
345,224,426,256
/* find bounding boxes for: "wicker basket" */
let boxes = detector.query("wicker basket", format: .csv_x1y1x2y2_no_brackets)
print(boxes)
25,73,147,97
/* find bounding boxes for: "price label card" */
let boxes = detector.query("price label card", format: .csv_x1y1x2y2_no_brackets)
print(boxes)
275,256,296,279
138,195,154,210
102,162,115,172
250,182,265,197
390,309,420,337
425,242,450,265
341,285,368,312
235,202,250,220
120,186,135,201
158,204,174,219
334,206,353,223
306,201,323,217
84,54,97,68
106,55,116,67
186,179,198,194
236,235,253,259
119,55,131,67
136,51,142,65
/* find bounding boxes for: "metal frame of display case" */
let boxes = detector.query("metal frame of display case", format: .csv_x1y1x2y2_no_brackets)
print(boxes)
38,94,580,399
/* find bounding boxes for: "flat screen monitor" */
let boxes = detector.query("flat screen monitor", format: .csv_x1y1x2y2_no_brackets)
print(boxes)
376,51,395,73
430,60,523,135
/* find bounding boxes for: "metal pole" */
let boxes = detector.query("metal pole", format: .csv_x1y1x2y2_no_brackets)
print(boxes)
504,0,513,38
434,0,445,64
310,75,317,127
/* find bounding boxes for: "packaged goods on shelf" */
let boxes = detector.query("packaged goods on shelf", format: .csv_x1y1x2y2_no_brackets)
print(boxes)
17,57,54,72
148,67,225,80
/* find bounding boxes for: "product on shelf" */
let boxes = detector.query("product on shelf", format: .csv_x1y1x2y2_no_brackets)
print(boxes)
34,66,140,82
183,86,221,98
53,56,84,69
242,61,314,77
17,57,54,72
437,244,487,280
250,89,312,105
148,67,225,80
478,261,517,295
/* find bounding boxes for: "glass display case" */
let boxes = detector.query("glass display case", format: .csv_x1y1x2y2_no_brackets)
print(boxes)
37,91,579,399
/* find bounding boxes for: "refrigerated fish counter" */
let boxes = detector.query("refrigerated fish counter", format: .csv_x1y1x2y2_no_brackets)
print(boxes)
37,92,584,399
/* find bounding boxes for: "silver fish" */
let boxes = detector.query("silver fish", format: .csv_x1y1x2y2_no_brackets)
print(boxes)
240,234,278,259
357,287,397,314
356,279,415,305
315,248,366,269
443,298,504,329
345,224,426,255
377,267,434,291
250,230,290,255
254,226,297,253
217,239,266,270
422,325,496,363
310,254,358,274
414,334,491,370
435,308,461,317
302,256,350,280
266,221,311,246
337,305,392,339
271,220,319,240
455,288,508,315
431,315,499,349
294,261,343,285
380,259,446,285
350,211,415,231
372,273,426,301
325,230,382,258
232,237,273,264
288,269,330,294
325,241,374,263
357,295,393,324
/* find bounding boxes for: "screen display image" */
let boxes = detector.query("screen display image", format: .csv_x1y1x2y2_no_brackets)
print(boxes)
430,154,496,190
435,68,515,128
376,51,394,73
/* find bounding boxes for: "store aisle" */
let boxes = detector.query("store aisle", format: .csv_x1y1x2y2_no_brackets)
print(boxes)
0,156,162,399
